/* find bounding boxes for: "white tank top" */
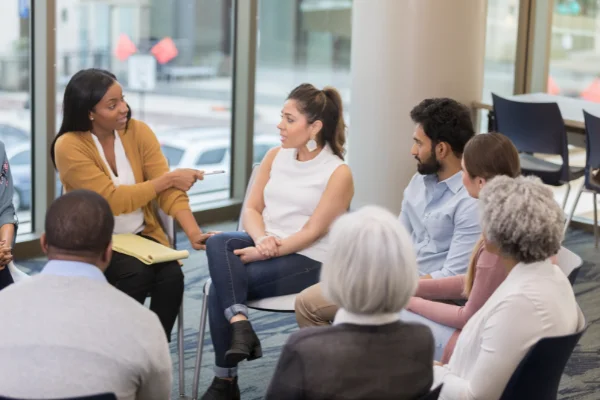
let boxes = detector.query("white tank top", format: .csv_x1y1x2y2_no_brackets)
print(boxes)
92,132,145,235
262,144,344,262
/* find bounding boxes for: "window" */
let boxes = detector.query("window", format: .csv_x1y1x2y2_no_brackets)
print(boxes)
160,145,185,167
8,150,30,166
0,124,28,144
56,0,234,207
0,3,32,233
548,1,600,99
481,0,520,131
254,0,351,146
253,144,271,164
196,148,227,166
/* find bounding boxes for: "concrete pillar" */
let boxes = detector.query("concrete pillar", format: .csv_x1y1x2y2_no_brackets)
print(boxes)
348,0,487,214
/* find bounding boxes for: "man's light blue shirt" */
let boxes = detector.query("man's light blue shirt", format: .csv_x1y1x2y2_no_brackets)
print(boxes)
399,171,480,278
41,260,107,282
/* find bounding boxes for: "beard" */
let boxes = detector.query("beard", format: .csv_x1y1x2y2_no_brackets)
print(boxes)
416,153,441,175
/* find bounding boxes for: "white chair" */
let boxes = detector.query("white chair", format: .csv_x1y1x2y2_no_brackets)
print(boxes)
191,165,298,399
556,246,583,286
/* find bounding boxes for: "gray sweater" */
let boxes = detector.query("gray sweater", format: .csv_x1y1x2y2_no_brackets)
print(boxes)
0,273,172,400
266,321,434,400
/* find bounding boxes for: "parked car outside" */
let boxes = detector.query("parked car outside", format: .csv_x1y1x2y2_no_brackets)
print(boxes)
158,128,279,197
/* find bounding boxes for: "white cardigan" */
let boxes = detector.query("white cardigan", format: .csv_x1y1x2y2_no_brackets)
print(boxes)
433,260,584,400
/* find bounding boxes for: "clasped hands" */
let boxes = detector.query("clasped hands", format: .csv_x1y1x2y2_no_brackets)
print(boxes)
234,235,281,264
0,240,13,270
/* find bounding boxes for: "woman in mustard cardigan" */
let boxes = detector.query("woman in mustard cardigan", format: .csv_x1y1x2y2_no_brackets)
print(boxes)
52,68,212,339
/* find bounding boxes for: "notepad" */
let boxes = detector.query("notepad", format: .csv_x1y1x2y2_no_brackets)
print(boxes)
112,234,189,265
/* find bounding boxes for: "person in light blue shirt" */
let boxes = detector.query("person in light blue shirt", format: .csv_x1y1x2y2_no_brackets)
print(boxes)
293,97,481,327
401,98,480,278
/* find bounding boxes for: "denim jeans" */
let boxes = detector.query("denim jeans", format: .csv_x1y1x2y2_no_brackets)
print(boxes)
399,309,455,361
206,231,322,378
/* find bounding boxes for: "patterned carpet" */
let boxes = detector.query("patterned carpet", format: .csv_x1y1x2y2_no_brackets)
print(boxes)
15,221,600,400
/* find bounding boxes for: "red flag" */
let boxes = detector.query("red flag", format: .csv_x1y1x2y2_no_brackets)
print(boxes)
547,75,560,95
114,34,137,62
581,79,600,103
151,37,178,64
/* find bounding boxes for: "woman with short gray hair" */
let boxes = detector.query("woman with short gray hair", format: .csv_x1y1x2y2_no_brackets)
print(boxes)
434,176,584,400
266,205,434,400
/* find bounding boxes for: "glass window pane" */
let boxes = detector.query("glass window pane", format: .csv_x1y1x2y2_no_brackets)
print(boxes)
481,0,520,131
196,148,227,166
254,0,351,155
0,5,31,234
548,1,600,99
56,0,234,208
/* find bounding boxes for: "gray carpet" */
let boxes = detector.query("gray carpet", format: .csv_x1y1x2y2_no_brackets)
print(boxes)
14,222,600,399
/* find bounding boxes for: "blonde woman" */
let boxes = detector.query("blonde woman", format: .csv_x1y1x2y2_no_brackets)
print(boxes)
401,133,520,362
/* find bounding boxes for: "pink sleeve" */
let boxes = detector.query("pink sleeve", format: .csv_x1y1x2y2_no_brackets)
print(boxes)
414,275,466,300
407,249,507,330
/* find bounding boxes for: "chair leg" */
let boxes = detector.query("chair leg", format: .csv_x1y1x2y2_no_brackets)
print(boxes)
178,301,185,397
564,184,584,236
594,193,598,249
192,285,210,400
562,182,572,210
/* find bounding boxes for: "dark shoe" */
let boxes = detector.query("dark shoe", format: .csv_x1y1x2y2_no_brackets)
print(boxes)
201,376,240,400
225,320,263,365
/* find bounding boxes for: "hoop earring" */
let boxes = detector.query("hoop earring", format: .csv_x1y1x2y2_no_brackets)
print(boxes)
306,138,318,152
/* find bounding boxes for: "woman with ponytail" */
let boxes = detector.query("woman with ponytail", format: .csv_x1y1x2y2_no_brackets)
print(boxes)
201,83,354,399
402,133,521,363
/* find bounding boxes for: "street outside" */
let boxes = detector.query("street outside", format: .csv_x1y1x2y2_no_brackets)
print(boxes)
6,59,600,234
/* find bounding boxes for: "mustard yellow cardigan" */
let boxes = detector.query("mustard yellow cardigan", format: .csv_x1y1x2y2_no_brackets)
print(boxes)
54,118,191,247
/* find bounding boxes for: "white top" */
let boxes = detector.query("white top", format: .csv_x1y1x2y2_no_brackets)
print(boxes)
0,261,171,400
92,132,145,234
433,260,583,400
262,144,344,262
333,308,401,326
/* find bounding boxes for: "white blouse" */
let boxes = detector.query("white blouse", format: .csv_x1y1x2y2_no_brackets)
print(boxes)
92,132,145,235
434,260,583,400
262,144,344,263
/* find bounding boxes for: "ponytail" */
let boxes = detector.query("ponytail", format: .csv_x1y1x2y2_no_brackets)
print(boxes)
287,83,347,160
322,86,346,160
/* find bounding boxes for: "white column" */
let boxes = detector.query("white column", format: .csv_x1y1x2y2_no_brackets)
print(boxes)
348,0,487,214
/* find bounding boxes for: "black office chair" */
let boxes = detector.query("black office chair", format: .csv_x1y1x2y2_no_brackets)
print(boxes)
565,110,600,247
499,325,587,400
492,93,585,209
417,384,443,400
0,394,116,400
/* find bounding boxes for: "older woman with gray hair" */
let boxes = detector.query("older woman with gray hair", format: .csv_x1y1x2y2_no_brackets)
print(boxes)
434,175,584,400
266,205,434,400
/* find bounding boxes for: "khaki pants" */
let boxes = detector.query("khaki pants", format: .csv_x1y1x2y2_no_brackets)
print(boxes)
294,283,340,328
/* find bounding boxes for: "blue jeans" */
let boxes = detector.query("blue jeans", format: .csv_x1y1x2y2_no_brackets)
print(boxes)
206,231,322,378
399,309,455,361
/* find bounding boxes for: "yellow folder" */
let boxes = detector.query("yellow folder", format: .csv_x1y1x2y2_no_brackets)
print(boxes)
112,234,189,265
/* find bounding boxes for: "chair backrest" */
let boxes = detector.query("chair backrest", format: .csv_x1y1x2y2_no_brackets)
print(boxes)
417,384,443,400
556,246,583,285
157,207,176,249
492,94,569,174
499,325,587,400
583,110,600,190
0,394,117,400
237,164,261,232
